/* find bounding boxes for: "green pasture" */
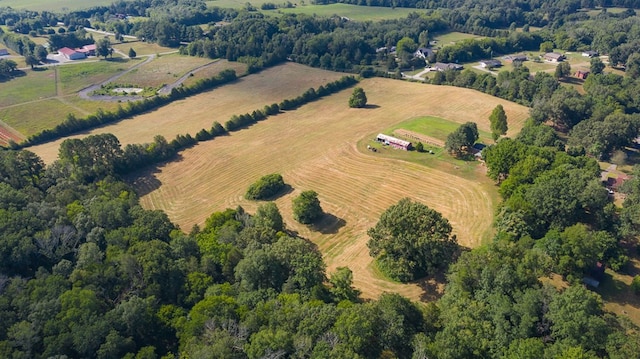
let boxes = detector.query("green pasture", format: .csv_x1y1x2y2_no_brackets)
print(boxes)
57,59,135,95
0,0,119,12
112,41,177,57
0,99,78,136
387,116,493,144
432,32,484,48
116,53,214,88
360,115,493,181
0,69,56,108
265,4,420,21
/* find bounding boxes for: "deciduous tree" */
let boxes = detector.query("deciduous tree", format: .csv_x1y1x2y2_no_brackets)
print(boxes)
490,104,508,141
348,87,367,108
367,198,457,282
292,190,322,224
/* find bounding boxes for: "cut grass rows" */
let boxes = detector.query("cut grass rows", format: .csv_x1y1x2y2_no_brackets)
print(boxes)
28,65,530,299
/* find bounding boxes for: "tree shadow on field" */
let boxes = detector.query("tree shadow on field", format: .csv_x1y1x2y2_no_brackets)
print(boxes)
123,154,184,196
310,212,346,234
262,184,294,201
416,271,447,302
363,104,380,109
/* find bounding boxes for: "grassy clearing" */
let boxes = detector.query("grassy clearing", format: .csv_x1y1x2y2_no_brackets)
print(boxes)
432,31,484,48
182,60,249,86
264,4,419,21
0,0,115,11
0,98,81,136
117,54,216,88
112,41,178,57
0,69,56,107
386,116,493,145
57,59,135,95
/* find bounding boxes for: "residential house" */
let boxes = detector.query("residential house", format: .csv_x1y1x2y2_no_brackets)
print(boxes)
502,54,527,63
544,52,565,62
479,59,502,68
432,62,463,71
581,50,599,57
414,47,434,59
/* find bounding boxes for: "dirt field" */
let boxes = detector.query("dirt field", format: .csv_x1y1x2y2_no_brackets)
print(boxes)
27,62,345,163
120,76,530,300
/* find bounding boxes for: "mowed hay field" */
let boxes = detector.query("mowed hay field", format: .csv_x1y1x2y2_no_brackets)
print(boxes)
129,77,530,300
28,63,345,163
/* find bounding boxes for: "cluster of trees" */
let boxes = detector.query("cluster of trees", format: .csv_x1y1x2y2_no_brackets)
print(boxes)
23,69,238,147
3,140,639,358
0,30,36,56
47,31,94,52
245,174,286,200
434,32,543,63
444,121,479,157
0,58,18,78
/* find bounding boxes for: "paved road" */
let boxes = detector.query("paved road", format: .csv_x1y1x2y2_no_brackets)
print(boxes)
157,59,219,95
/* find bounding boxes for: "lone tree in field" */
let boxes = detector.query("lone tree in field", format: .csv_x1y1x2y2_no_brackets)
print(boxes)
489,104,508,141
245,173,285,200
293,190,323,224
445,122,479,157
367,198,458,282
128,47,137,58
349,87,367,108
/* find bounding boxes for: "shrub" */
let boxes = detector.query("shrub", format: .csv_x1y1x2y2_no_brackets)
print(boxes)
245,174,285,200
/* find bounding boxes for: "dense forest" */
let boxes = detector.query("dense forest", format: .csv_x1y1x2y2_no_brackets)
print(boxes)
3,0,640,357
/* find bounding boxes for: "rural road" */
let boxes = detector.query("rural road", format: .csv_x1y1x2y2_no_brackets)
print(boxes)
77,54,157,101
157,59,220,95
402,67,431,81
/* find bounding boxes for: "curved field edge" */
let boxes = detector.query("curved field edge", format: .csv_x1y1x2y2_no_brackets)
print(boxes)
130,77,530,300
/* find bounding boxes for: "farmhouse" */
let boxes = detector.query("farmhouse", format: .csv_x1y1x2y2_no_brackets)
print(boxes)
433,62,463,71
574,70,590,79
376,133,412,150
479,59,502,68
502,54,527,63
0,48,8,56
58,47,86,60
543,52,565,62
582,50,599,57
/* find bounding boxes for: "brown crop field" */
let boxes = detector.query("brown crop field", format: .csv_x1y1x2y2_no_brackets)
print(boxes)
28,63,346,163
27,68,531,300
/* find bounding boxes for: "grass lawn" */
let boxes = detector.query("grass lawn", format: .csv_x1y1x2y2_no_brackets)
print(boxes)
263,4,419,21
181,60,249,87
0,98,80,136
432,31,484,48
117,54,217,88
112,41,178,57
0,0,116,11
386,116,493,145
0,68,56,107
57,59,135,95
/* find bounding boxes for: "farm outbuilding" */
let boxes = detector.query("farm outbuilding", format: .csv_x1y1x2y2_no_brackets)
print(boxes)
376,133,412,150
575,70,590,79
543,52,565,62
0,48,9,56
58,47,86,60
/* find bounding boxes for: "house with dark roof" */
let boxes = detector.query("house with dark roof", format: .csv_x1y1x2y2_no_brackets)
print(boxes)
432,62,463,71
502,54,527,63
479,59,502,68
544,52,565,62
582,50,599,57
